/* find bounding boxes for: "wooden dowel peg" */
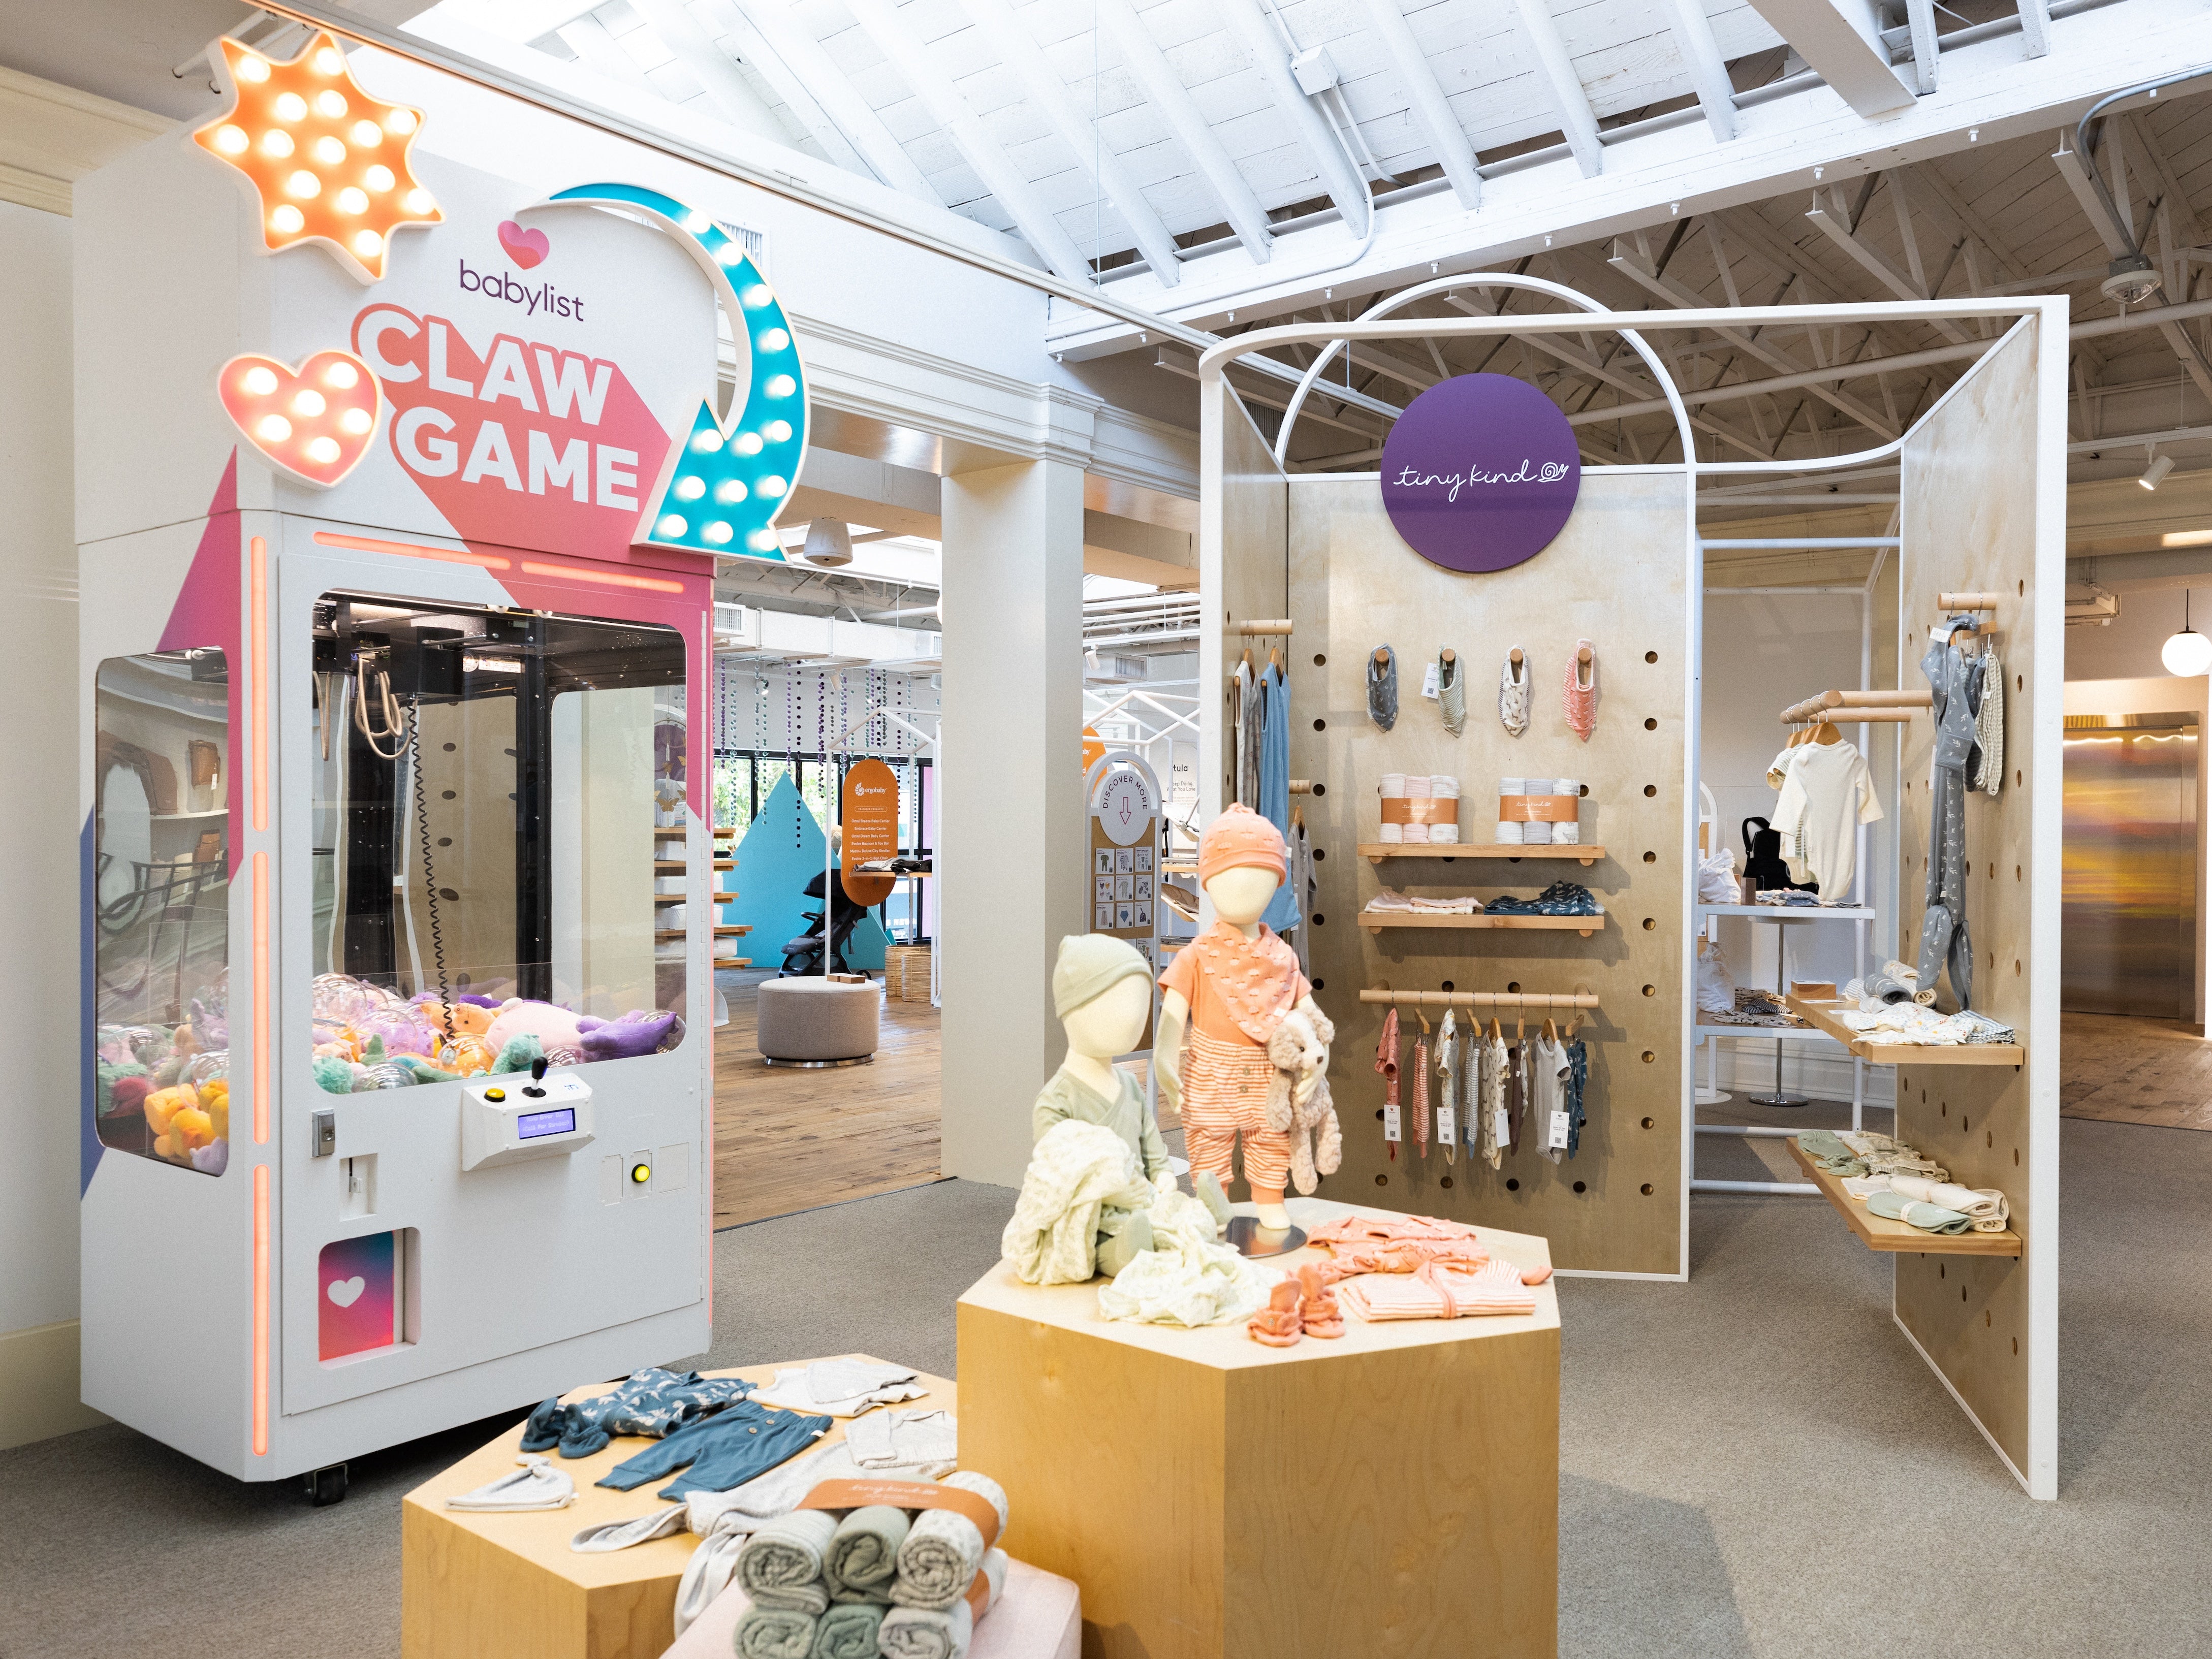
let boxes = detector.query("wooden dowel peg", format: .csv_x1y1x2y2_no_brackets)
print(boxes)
1373,647,1391,666
1576,645,1593,665
1440,648,1456,665
1509,647,1524,666
1288,779,1313,794
1938,591,2003,611
1233,620,1294,636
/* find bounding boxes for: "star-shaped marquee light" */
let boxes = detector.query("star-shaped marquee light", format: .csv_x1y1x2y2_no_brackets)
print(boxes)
192,30,441,282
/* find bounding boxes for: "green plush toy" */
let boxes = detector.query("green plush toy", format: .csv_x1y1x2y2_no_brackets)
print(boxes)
310,1055,356,1095
492,1033,545,1074
97,1059,148,1111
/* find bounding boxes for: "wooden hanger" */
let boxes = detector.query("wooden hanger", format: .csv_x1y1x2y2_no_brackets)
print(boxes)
1415,1006,1431,1035
1812,718,1843,746
1241,647,1253,671
1542,1015,1559,1045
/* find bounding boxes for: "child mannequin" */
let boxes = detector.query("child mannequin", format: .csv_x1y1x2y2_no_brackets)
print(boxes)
1156,805,1328,1233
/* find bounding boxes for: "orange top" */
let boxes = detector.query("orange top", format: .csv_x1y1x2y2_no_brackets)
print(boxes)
1160,922,1310,1046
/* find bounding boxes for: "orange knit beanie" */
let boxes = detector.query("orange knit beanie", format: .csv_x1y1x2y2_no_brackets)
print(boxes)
1198,803,1287,885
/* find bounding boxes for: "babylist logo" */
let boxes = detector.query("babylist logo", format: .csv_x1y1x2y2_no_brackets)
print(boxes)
458,259,586,321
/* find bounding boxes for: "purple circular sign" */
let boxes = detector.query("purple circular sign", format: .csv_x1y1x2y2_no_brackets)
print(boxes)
1379,373,1581,573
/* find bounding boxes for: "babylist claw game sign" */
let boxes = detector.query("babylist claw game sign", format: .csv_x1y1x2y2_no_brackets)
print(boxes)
1378,372,1581,573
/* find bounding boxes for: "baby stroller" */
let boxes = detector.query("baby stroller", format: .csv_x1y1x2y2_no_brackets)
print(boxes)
779,870,872,978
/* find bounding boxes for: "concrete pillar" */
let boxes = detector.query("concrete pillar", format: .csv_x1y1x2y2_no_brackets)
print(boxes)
937,457,1086,1186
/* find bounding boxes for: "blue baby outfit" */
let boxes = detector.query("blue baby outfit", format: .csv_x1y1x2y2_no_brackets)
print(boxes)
596,1397,833,1501
521,1367,755,1459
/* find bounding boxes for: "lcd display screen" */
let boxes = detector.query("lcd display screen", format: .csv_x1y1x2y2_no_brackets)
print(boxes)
515,1107,577,1140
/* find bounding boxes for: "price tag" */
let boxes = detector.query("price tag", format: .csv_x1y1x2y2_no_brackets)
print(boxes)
1383,1104,1401,1142
1436,1106,1456,1145
1420,661,1441,700
1494,1106,1512,1146
1547,1109,1571,1151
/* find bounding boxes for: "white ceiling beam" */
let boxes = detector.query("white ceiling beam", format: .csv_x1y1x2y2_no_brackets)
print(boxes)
693,0,878,178
1659,0,1739,144
555,14,660,94
1803,177,1973,343
1094,0,1272,262
1739,0,1916,118
2016,0,2052,56
1215,0,1375,229
625,0,791,147
843,0,1097,285
1903,0,1939,97
725,0,941,202
1369,2,1483,206
960,0,1183,285
2052,130,2212,402
1510,0,1605,177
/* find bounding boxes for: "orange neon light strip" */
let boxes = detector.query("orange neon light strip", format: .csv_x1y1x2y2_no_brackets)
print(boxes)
251,536,268,832
312,530,511,570
252,1163,270,1457
254,850,270,1144
518,559,685,593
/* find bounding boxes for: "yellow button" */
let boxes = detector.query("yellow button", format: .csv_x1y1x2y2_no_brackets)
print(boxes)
484,1088,506,1102
630,1163,652,1184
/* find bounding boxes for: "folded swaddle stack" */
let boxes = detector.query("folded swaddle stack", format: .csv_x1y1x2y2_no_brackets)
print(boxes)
1551,778,1581,845
1430,775,1461,843
1496,778,1526,844
1521,777,1554,845
1378,774,1407,844
1497,779,1581,845
1401,773,1432,843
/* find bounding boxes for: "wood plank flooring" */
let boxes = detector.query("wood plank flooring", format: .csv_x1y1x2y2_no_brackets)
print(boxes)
711,975,944,1228
2060,1010,2212,1130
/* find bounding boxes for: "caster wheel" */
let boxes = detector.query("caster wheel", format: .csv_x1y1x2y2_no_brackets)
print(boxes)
305,1463,349,1506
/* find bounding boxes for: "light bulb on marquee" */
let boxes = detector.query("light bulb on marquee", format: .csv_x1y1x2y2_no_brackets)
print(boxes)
191,30,441,282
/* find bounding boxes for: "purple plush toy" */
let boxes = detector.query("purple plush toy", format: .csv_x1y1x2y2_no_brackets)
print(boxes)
576,1008,685,1062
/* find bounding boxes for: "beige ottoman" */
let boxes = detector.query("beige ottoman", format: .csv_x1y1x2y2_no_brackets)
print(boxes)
756,976,879,1067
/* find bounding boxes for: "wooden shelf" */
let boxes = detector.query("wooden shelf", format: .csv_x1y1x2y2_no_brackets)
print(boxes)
1785,994,2024,1067
1360,844,1603,868
657,925,752,940
657,894,741,905
655,859,735,871
1359,911,1605,936
1785,1138,2021,1257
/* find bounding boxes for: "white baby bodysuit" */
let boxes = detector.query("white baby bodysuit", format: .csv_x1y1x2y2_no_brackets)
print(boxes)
1771,738,1883,897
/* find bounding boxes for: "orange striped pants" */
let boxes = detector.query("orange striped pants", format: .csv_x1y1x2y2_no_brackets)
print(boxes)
1180,1029,1291,1193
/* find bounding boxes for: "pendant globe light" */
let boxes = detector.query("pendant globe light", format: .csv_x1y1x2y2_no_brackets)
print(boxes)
2162,588,2212,676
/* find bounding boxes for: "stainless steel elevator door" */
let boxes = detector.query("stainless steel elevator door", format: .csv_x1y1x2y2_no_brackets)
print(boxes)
2062,714,2198,1018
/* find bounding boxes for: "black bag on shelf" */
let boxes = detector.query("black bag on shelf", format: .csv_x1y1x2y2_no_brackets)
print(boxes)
1741,816,1817,893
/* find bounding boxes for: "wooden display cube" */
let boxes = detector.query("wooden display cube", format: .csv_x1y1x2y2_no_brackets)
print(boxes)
957,1199,1559,1659
400,1356,954,1659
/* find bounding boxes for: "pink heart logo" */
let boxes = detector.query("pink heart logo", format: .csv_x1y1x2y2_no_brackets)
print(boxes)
498,219,550,270
218,349,382,487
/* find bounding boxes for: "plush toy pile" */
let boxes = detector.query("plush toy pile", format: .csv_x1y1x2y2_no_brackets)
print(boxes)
96,988,231,1173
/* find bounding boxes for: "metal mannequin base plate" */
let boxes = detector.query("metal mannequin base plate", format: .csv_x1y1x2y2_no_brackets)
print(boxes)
761,1055,875,1069
1224,1217,1308,1258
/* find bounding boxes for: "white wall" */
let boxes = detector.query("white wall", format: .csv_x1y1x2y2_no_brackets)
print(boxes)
0,198,105,1447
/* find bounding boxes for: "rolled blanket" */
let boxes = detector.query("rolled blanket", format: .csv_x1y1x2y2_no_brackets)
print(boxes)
1405,774,1432,797
824,1505,909,1598
1887,1174,2010,1231
738,1508,838,1613
1430,822,1460,844
1378,821,1404,844
1431,774,1460,796
1522,815,1552,845
735,1605,817,1659
1379,773,1407,797
879,1550,1006,1659
892,1472,1008,1610
1867,1190,1974,1234
809,1601,883,1659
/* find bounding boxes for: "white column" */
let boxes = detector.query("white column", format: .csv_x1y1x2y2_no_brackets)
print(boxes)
938,456,1086,1185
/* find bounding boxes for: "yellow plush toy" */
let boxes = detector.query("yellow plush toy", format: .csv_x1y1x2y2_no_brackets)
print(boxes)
422,1001,496,1038
437,1034,497,1076
198,1078,230,1143
142,1085,195,1138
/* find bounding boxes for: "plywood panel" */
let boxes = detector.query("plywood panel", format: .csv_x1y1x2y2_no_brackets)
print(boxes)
1218,391,1289,807
1277,472,1692,1276
1892,320,2060,1495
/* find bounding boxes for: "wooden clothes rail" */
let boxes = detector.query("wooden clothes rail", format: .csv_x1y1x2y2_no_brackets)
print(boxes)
1779,687,1934,723
1938,591,2004,611
1360,988,1599,1011
1232,620,1293,636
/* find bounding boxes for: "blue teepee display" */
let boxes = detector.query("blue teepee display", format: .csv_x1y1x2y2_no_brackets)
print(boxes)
727,772,888,972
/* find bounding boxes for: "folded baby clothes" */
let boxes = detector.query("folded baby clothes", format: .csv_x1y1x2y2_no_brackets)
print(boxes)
1484,881,1600,917
812,1601,884,1658
1365,889,1416,913
1408,895,1482,914
1097,1187,1266,1327
1337,1257,1539,1321
734,1604,816,1659
1552,778,1581,844
446,1454,577,1512
1867,1190,1975,1234
737,1508,840,1613
844,1407,959,1475
597,1397,834,1501
824,1505,910,1600
1886,1174,2010,1231
879,1548,1006,1659
522,1367,756,1458
892,1471,1009,1610
753,1358,928,1419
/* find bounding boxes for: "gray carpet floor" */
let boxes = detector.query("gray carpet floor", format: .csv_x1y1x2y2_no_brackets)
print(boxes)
3,1124,2207,1657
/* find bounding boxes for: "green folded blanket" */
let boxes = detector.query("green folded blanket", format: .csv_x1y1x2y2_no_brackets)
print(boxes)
826,1504,909,1600
811,1601,885,1659
1796,1131,1867,1175
736,1605,817,1659
1867,1190,1973,1234
738,1509,837,1614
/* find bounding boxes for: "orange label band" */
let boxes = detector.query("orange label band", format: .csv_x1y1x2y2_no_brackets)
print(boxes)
1498,794,1581,823
797,1479,1002,1549
1379,797,1459,825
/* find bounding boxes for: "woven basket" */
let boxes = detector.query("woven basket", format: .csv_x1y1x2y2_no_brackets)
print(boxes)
884,944,934,1004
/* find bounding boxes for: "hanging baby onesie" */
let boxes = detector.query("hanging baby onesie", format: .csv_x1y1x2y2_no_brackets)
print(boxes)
1771,735,1883,897
1475,1027,1503,1169
1505,1035,1525,1153
1287,816,1314,976
1368,647,1399,731
1916,624,1979,1008
1564,1036,1589,1158
1435,1013,1459,1165
1235,659,1262,808
1499,651,1531,737
1564,643,1598,742
1258,662,1301,934
1438,651,1465,737
1375,1007,1401,1160
1411,1029,1431,1160
1462,1023,1481,1160
1532,1034,1572,1164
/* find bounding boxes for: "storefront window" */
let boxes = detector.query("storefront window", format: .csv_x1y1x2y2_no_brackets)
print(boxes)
307,592,687,1092
93,650,232,1173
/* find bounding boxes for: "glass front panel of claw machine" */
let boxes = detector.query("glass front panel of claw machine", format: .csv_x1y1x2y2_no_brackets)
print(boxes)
93,650,233,1173
307,592,688,1092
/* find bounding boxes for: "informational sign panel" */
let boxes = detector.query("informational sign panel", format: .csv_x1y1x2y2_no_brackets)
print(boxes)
1086,753,1163,1049
839,757,900,905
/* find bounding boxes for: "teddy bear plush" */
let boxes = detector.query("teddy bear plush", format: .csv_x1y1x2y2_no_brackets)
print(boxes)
1263,1005,1343,1196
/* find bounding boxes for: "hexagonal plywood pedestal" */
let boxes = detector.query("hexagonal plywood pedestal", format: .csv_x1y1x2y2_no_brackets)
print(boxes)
956,1199,1559,1659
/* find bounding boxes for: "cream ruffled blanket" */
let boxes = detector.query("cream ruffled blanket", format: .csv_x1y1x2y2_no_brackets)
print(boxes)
1096,1188,1266,1327
1001,1122,1155,1285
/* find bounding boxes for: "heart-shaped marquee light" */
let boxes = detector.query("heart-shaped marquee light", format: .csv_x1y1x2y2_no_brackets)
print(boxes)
192,29,442,283
540,184,808,563
219,349,384,486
